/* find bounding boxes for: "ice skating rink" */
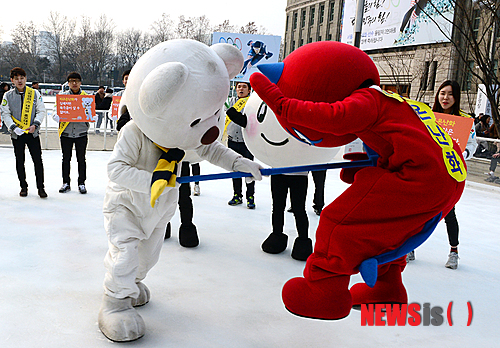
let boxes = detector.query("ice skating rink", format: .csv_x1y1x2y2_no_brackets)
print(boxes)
0,147,498,347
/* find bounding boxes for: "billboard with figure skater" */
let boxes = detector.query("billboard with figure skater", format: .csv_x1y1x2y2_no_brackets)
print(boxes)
341,0,454,50
212,32,281,82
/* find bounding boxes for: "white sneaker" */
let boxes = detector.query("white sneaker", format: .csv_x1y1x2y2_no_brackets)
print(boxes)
78,184,87,194
193,184,200,196
59,183,70,193
406,250,415,262
445,252,459,269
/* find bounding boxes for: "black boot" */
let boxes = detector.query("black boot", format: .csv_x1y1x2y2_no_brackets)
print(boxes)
291,237,313,261
262,232,288,254
179,223,199,248
164,222,171,240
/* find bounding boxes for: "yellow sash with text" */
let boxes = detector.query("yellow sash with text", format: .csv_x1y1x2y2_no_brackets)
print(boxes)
11,86,35,134
380,89,467,182
222,96,249,142
58,90,88,137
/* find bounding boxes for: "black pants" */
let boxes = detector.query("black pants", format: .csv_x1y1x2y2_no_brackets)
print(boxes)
271,174,309,238
444,206,459,247
228,139,255,198
191,162,200,185
490,157,499,172
178,162,194,225
12,133,45,189
311,170,326,210
60,135,88,185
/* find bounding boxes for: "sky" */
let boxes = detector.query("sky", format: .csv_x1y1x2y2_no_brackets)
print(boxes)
0,1,287,42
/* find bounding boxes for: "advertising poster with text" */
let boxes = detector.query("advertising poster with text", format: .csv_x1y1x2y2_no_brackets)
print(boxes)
111,96,121,121
212,32,281,82
56,95,96,122
434,112,474,152
341,0,454,50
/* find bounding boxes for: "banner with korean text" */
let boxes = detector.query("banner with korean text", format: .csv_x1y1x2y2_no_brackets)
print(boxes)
56,95,96,122
434,112,474,153
111,96,121,121
341,0,454,50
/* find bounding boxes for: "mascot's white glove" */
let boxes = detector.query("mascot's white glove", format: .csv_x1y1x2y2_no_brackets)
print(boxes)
233,157,263,183
52,113,60,122
14,127,25,136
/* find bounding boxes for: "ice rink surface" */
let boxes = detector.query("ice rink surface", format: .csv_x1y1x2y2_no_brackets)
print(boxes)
0,147,498,347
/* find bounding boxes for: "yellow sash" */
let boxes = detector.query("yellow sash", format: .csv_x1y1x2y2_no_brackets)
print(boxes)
379,89,467,182
58,90,88,137
150,145,185,208
11,87,35,134
222,96,249,142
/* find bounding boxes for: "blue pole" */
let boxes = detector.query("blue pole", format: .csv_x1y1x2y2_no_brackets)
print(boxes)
176,145,378,184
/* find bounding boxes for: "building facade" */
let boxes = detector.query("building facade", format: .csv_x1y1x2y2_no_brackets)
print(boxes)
283,0,486,113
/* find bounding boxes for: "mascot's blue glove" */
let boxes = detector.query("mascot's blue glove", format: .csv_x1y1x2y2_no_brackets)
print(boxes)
340,152,369,184
250,73,286,117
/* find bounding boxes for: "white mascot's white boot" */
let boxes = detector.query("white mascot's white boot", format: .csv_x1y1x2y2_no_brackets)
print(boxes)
131,281,151,307
98,295,146,342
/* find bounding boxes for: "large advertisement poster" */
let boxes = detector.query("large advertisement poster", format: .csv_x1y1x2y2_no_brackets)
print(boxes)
212,32,281,82
341,0,454,50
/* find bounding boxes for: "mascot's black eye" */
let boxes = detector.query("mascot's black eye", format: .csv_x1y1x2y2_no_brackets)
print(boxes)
190,118,201,127
257,102,267,123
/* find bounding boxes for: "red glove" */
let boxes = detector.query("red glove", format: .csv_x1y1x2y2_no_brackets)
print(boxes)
340,152,369,184
249,73,287,117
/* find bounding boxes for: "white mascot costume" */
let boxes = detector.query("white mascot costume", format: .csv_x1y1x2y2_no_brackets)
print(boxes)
98,39,262,342
241,93,339,167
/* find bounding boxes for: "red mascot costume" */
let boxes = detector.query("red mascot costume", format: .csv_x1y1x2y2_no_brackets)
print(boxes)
250,41,466,320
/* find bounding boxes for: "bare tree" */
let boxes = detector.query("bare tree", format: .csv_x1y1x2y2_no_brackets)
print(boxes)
423,0,500,135
150,13,174,45
214,20,237,33
92,15,115,85
43,11,75,82
240,22,259,34
116,28,152,69
9,21,49,79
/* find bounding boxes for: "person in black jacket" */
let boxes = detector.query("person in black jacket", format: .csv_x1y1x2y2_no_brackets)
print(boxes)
116,70,131,132
96,88,114,135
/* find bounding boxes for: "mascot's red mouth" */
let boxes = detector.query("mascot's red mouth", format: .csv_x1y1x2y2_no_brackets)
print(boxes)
201,126,219,145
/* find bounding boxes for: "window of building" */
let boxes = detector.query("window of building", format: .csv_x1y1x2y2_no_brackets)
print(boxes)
286,15,289,30
318,35,322,41
310,7,315,26
293,12,298,30
472,9,480,40
328,33,332,41
463,60,475,91
301,10,306,28
420,61,430,91
427,61,437,91
292,40,296,52
308,37,313,43
329,1,335,21
300,38,304,47
319,4,325,24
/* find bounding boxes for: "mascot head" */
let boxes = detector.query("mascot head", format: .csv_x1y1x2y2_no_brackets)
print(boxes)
242,93,339,166
255,41,380,148
121,39,243,149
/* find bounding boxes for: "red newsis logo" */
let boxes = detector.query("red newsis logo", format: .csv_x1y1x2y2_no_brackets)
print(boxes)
360,302,473,326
